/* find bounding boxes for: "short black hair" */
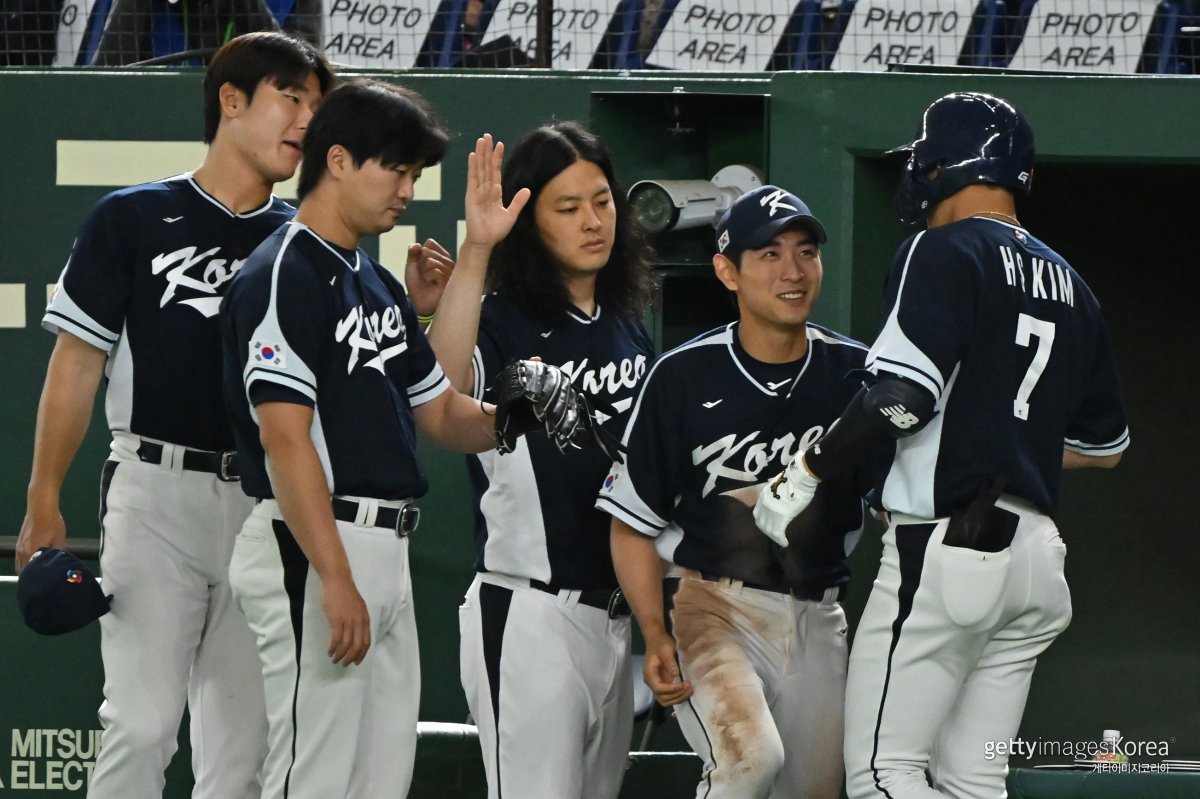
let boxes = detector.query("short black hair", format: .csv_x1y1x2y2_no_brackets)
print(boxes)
488,121,654,323
202,31,334,144
296,80,449,200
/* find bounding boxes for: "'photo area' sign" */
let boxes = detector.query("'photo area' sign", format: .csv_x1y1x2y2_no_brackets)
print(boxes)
323,0,439,67
646,1,797,71
831,0,976,71
1010,0,1156,73
480,0,615,69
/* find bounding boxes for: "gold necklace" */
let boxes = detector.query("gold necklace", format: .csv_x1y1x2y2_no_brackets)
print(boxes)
973,210,1021,226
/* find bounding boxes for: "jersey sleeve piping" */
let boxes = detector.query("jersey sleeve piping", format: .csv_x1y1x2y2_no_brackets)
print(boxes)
865,230,948,400
1064,428,1130,457
245,366,317,403
471,345,485,400
243,225,319,403
42,286,120,351
407,367,451,407
595,494,667,537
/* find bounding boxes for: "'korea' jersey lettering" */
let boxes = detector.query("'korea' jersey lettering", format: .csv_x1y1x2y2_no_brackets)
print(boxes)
221,221,449,500
867,217,1129,517
467,293,654,590
44,174,294,451
599,322,870,597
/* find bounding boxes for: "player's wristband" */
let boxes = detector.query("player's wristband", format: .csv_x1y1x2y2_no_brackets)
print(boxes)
417,312,436,325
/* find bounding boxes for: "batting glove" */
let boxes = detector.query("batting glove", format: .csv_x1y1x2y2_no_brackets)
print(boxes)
753,453,820,547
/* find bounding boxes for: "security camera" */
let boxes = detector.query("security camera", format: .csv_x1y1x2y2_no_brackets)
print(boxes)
628,165,765,235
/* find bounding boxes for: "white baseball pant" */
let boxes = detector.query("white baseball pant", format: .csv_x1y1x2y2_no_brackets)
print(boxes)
459,573,633,799
230,498,420,799
89,433,265,799
844,498,1073,799
671,574,848,799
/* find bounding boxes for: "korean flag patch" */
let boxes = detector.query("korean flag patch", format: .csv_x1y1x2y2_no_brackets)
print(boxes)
252,340,286,368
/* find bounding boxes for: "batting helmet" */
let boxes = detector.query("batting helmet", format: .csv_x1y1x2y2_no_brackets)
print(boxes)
889,92,1035,226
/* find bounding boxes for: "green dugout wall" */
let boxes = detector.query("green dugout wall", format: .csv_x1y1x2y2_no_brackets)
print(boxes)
0,68,1197,795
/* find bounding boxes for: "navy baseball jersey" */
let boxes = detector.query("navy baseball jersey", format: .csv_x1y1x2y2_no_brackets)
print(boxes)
867,216,1129,518
466,293,654,590
44,174,294,451
598,322,869,596
221,221,449,500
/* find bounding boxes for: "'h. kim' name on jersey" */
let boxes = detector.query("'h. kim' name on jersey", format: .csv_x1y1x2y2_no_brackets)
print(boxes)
999,243,1075,308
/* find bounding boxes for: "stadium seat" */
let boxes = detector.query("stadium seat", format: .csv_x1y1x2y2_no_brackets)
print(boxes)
593,0,645,69
1141,0,1189,72
962,0,1008,66
417,0,471,67
773,0,826,71
74,0,111,64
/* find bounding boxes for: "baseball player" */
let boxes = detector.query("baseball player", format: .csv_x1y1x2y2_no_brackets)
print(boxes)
599,185,870,799
14,33,333,798
753,93,1130,798
220,80,562,799
427,124,656,799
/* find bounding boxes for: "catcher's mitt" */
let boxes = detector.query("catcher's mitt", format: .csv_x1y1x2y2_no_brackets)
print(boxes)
490,359,625,463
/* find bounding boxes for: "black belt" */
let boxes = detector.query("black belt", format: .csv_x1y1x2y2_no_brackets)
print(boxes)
331,497,420,537
529,579,631,619
137,440,239,482
694,571,845,603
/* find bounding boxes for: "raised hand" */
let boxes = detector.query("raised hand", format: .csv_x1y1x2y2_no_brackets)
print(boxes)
464,133,531,250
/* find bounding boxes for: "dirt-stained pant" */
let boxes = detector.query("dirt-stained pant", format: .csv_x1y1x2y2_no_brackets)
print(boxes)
670,572,847,799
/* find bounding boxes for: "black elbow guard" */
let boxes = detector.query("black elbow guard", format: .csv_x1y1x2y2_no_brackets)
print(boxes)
804,376,936,481
862,377,936,439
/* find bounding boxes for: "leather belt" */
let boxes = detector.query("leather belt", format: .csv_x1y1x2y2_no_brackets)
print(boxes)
331,497,420,537
529,579,631,618
137,440,239,482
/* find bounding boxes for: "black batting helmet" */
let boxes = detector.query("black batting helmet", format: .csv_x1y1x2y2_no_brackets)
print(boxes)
889,92,1035,226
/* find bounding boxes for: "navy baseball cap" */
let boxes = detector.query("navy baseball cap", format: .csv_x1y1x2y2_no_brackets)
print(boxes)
17,548,111,635
715,185,827,255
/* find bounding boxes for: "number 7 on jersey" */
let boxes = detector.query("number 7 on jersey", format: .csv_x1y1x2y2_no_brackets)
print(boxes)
1014,313,1055,420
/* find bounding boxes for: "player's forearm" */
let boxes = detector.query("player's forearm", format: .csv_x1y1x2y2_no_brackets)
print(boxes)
258,405,353,585
413,390,497,454
26,334,107,507
610,518,668,637
1063,449,1123,470
425,242,491,392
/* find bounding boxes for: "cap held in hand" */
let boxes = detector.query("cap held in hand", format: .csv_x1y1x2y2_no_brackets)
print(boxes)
17,547,112,635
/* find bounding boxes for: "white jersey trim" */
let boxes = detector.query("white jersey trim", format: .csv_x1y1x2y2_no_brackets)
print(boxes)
881,362,960,518
1064,427,1130,457
476,436,554,582
243,224,319,403
407,369,450,408
42,264,121,351
471,345,485,400
104,321,134,435
618,329,724,447
595,492,668,537
184,173,282,219
866,230,947,399
293,223,358,270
